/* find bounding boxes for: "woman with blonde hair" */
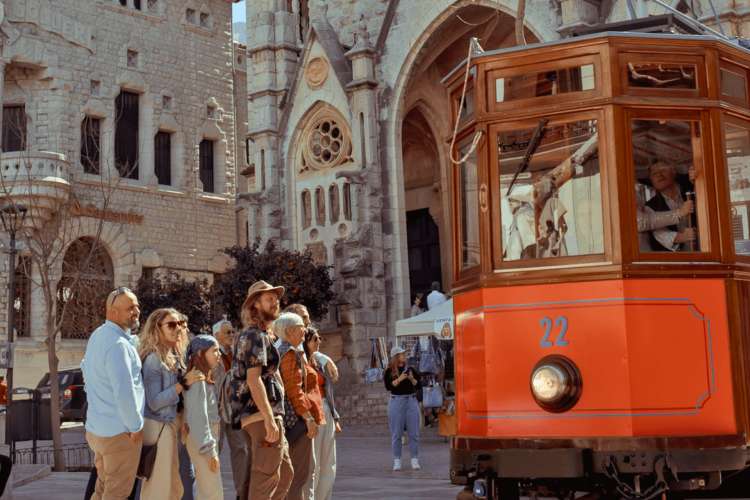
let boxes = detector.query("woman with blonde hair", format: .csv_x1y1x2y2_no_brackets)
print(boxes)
138,308,204,500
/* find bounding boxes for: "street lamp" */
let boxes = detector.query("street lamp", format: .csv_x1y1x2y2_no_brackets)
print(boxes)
0,202,28,452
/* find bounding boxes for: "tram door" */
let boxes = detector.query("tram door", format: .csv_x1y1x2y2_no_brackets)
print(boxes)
406,208,443,301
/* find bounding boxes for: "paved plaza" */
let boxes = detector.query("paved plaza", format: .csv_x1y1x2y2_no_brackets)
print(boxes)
11,424,463,500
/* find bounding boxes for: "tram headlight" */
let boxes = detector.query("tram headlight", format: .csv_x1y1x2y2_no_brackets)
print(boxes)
529,355,582,412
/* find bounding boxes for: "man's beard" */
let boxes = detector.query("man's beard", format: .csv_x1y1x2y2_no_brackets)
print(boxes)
128,318,141,334
260,304,280,323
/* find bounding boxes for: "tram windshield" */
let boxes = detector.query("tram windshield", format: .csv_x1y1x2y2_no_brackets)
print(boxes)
632,119,703,252
498,118,603,261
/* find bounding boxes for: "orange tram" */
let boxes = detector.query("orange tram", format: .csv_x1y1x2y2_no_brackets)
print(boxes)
442,24,750,500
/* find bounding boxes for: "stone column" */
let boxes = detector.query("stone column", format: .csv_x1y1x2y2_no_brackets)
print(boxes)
244,1,301,244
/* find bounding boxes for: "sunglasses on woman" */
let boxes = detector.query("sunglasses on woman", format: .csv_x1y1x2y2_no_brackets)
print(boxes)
160,320,187,330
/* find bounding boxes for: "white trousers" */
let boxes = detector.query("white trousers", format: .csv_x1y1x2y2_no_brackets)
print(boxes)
140,418,183,500
185,422,223,500
306,400,337,500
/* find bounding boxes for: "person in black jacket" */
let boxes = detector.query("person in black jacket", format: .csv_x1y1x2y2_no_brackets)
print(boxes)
384,346,421,471
644,161,697,252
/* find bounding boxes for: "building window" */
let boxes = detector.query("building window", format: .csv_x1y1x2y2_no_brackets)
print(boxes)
57,238,114,340
133,0,141,9
115,91,139,179
329,184,340,224
127,49,139,69
2,105,26,152
199,139,215,193
13,256,31,338
154,131,172,185
343,182,352,221
186,8,196,24
200,12,210,28
315,186,326,225
119,0,127,6
90,80,101,96
162,95,172,110
301,190,312,229
81,116,101,175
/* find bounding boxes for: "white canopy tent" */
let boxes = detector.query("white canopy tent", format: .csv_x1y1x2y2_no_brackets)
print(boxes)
395,299,454,339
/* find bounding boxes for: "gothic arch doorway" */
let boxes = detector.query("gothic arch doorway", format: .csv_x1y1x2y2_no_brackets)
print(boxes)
398,4,540,306
57,237,114,339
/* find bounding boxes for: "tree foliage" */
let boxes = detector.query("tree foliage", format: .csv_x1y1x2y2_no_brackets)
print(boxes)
213,241,336,325
135,271,213,335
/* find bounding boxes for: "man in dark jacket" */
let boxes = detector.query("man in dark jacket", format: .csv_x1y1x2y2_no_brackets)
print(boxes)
645,161,697,252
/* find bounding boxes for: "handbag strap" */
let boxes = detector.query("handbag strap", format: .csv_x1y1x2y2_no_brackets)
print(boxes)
156,423,165,441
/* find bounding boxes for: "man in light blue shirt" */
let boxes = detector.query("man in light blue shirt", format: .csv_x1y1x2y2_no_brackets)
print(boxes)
81,287,144,500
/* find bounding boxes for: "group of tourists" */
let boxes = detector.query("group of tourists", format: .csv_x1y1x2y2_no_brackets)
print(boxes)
80,279,340,500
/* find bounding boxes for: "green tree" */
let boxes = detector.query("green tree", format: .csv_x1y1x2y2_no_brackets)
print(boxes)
136,271,213,334
213,241,335,325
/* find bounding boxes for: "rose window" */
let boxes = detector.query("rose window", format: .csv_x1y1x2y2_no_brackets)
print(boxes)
301,115,351,172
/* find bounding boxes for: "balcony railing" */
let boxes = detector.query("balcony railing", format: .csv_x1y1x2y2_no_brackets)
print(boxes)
0,151,71,227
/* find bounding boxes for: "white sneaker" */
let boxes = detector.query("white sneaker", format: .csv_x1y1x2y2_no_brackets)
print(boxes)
411,458,421,470
393,458,402,471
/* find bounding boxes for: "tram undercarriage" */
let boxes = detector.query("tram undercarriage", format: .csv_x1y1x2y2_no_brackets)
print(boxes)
452,442,749,499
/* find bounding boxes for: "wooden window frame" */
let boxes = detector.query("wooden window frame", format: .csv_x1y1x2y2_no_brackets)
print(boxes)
485,54,602,114
623,108,720,263
721,113,750,264
452,128,483,283
719,60,750,109
619,52,706,99
489,109,612,272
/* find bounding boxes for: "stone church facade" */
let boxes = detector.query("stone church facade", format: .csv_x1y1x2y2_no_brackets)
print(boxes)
239,0,750,418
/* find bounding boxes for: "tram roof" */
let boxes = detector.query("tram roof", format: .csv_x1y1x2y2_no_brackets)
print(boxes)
441,31,750,85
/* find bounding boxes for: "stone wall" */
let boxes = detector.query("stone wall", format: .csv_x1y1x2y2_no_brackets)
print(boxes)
2,0,241,388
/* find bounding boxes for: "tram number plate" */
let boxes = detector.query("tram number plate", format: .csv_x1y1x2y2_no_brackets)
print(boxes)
539,316,569,348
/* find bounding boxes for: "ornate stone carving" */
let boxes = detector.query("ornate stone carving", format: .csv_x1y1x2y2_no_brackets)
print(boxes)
306,241,328,266
305,57,329,89
300,111,352,173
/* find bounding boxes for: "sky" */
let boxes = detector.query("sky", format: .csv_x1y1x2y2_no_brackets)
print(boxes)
232,1,246,23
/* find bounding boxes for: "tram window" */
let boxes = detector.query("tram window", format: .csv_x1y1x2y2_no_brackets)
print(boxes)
721,68,748,107
627,63,697,90
498,119,603,261
494,64,595,103
458,138,480,269
632,119,703,253
724,120,750,256
456,68,476,124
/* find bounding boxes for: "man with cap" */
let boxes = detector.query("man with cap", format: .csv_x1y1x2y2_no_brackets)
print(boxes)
211,319,250,500
225,280,293,499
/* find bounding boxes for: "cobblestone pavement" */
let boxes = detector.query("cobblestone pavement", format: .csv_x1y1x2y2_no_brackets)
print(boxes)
12,424,463,499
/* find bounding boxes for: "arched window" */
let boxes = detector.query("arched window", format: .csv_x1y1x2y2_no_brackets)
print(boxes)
301,190,312,229
315,186,326,226
343,182,352,221
329,184,340,224
57,238,114,339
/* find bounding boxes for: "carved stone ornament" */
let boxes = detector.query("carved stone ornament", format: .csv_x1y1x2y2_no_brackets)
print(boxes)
305,57,329,89
300,111,352,173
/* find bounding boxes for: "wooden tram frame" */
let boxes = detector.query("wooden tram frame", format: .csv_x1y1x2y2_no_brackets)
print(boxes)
442,31,750,498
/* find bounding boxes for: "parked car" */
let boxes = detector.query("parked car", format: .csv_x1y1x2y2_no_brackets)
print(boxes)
36,368,86,422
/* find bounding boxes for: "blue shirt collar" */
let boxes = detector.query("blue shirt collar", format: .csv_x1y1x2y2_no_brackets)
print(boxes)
105,320,131,339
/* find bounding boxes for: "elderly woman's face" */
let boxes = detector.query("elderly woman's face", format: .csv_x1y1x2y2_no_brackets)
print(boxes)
287,325,305,346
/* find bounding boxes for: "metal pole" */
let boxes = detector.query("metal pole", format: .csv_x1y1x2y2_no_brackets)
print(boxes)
5,229,15,460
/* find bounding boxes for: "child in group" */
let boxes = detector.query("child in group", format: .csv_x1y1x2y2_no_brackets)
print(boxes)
183,335,224,500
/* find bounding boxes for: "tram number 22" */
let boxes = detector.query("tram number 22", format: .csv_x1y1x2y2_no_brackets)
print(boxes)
539,316,569,348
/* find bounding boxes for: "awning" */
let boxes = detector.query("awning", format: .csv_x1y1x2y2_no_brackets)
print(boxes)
395,299,454,339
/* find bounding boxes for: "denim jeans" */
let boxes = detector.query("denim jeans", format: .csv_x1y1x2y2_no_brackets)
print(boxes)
179,440,195,500
388,395,419,459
